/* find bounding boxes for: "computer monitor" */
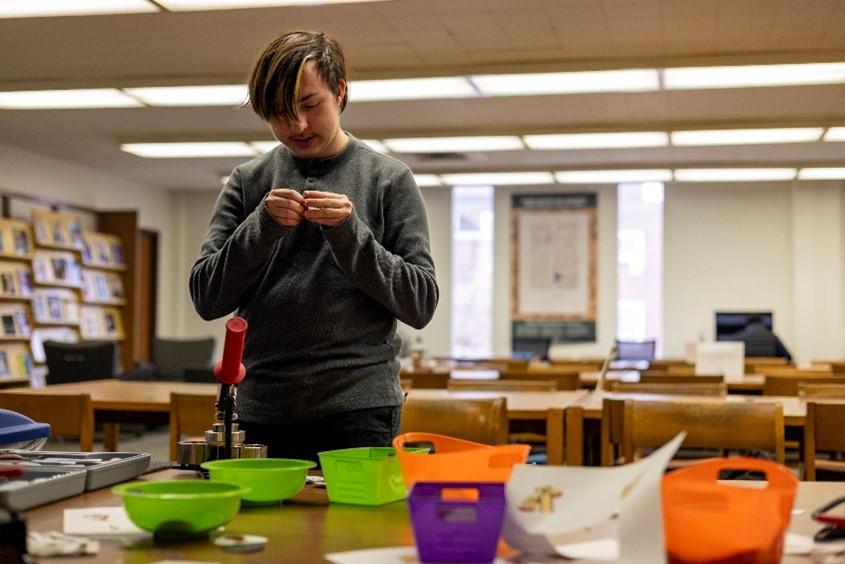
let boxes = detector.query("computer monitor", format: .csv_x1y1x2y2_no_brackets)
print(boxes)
511,336,551,361
43,340,117,385
715,311,773,341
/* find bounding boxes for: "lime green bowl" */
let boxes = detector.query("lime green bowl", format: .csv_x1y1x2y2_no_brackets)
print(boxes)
201,458,316,504
112,480,247,536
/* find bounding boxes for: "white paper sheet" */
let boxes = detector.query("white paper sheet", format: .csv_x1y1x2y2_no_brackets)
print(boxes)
695,342,745,380
63,506,146,537
502,432,686,563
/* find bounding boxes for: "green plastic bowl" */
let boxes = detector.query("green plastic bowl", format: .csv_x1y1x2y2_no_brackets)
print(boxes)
112,480,247,536
201,458,316,504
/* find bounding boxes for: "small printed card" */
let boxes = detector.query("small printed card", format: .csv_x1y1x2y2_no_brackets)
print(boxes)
63,506,146,537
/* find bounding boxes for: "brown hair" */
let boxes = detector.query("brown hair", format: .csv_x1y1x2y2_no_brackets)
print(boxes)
248,30,348,122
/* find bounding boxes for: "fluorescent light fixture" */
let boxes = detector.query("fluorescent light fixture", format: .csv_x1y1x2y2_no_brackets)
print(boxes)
361,139,388,153
0,89,143,109
664,63,845,89
525,132,668,150
250,141,280,153
555,169,672,183
350,77,477,102
470,69,659,96
384,136,523,153
157,0,387,10
124,85,247,106
672,128,824,146
674,168,797,182
413,174,442,187
824,127,845,141
0,0,157,18
440,172,554,186
121,142,257,158
797,168,845,180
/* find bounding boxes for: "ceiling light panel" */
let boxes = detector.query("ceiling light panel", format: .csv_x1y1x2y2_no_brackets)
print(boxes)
413,175,442,187
797,168,845,180
440,172,554,186
555,170,672,183
470,69,659,96
824,128,845,142
156,0,387,10
524,132,667,150
0,0,157,18
672,128,824,146
674,168,797,182
121,142,257,158
124,85,248,106
250,141,280,153
361,139,388,153
384,136,523,153
664,63,845,89
0,89,143,109
350,77,477,102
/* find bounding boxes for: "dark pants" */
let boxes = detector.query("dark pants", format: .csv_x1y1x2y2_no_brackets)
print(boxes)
237,405,402,465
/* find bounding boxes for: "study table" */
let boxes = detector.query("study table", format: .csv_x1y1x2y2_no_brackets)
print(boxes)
579,370,766,393
20,468,845,563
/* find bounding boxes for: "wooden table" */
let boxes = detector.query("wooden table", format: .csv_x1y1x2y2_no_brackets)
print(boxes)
579,370,766,393
4,380,217,451
20,468,844,563
407,388,590,465
564,391,811,466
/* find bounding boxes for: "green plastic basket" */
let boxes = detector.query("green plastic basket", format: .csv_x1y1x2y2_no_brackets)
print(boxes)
318,446,425,506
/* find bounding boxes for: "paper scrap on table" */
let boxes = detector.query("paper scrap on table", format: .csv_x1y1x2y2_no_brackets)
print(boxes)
63,506,147,537
502,432,686,563
325,546,512,563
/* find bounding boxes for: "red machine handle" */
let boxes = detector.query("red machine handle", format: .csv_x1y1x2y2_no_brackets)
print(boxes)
214,316,248,385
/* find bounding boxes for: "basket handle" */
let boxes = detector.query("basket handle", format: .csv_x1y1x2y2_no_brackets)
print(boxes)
671,457,797,490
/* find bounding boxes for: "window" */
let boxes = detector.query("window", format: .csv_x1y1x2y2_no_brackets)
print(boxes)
617,182,664,354
450,186,494,358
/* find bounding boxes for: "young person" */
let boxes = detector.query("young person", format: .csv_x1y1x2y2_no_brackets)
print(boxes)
190,30,438,462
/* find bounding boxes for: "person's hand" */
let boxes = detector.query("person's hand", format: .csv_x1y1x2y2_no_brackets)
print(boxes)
303,190,353,227
265,188,306,227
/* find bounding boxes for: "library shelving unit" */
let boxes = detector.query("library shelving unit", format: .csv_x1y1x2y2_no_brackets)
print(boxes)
0,218,35,387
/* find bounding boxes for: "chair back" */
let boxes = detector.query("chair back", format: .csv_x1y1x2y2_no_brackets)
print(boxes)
169,393,216,460
608,381,727,396
500,369,580,390
0,392,94,451
44,340,116,384
153,337,215,380
803,401,845,480
763,375,838,396
615,339,656,361
447,379,557,392
639,374,724,385
621,400,785,464
401,397,508,445
798,383,845,399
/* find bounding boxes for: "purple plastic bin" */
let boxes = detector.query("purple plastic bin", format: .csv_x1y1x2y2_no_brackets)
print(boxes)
408,481,506,563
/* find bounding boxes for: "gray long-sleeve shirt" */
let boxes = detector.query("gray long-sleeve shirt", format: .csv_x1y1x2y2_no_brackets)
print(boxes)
190,135,438,423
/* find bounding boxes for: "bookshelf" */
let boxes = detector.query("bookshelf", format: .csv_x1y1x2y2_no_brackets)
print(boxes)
0,219,35,384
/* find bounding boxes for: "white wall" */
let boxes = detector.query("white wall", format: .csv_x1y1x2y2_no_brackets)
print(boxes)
0,144,177,338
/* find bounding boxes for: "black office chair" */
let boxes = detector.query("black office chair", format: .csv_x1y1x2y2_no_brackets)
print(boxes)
121,337,214,382
615,339,656,361
43,340,117,385
511,336,551,361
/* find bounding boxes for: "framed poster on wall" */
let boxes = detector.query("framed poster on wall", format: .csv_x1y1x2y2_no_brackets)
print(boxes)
511,193,597,343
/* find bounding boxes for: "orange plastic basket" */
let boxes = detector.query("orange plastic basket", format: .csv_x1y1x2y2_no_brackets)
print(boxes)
661,457,798,564
392,432,529,486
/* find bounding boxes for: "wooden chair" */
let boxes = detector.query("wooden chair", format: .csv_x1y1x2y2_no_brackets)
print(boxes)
666,364,696,376
0,392,94,452
169,392,216,460
758,367,831,378
501,369,580,390
763,375,838,396
600,383,726,465
803,401,845,480
810,361,845,375
608,381,727,396
399,378,413,391
447,379,557,392
399,370,449,389
639,374,724,385
621,400,785,464
745,357,790,373
401,397,508,445
798,383,845,399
